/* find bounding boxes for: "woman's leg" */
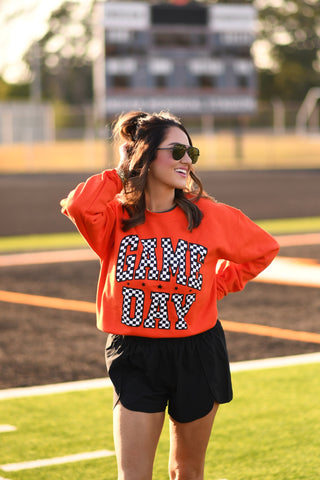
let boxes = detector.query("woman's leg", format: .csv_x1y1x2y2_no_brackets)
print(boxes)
113,399,165,480
168,402,219,480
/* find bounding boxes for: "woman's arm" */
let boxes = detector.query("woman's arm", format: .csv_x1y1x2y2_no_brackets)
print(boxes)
60,169,123,258
215,205,280,300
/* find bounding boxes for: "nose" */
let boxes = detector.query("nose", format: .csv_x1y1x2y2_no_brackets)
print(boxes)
181,151,192,164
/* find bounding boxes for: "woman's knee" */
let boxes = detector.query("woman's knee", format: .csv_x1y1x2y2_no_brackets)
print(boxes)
114,403,165,480
117,466,152,480
169,462,204,480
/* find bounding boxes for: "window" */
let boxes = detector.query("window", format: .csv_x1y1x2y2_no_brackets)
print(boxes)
153,32,206,48
154,75,167,89
237,75,249,88
198,76,216,88
112,75,131,89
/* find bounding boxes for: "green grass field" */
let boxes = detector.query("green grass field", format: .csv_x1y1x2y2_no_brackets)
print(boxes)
1,362,320,480
1,216,320,253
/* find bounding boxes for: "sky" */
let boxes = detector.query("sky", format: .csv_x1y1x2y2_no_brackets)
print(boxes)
0,0,66,82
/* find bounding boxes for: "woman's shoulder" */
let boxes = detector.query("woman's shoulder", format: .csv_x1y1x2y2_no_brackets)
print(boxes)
197,196,243,217
197,195,222,210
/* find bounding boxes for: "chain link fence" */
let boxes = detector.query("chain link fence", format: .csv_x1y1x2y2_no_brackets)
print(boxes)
0,100,319,172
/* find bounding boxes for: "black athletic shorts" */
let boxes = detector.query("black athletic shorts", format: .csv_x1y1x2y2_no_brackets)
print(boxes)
105,320,233,423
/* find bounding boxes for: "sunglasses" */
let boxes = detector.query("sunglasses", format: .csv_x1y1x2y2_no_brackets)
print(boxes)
157,143,200,164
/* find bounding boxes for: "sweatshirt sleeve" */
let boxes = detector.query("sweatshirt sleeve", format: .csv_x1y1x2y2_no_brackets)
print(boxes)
60,169,123,258
215,205,280,300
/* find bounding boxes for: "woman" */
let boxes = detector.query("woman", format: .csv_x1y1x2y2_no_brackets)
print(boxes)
61,111,279,480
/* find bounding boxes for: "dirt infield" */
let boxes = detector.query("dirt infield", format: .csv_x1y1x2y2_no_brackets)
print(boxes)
1,169,320,236
0,170,319,389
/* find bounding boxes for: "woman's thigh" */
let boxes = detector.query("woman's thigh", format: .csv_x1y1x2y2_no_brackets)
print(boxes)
168,402,219,480
113,399,165,480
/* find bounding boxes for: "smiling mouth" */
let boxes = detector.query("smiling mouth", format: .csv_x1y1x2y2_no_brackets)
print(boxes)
175,168,188,177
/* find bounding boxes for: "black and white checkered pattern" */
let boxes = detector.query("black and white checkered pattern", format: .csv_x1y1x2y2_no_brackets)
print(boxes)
144,291,170,329
172,293,196,330
135,238,159,280
116,235,208,331
188,243,208,290
116,235,139,282
159,238,188,285
121,286,144,327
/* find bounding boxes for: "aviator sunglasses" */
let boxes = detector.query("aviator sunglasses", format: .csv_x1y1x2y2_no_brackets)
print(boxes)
157,143,200,164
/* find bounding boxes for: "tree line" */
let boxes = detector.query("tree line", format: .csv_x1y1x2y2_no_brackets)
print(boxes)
0,0,319,105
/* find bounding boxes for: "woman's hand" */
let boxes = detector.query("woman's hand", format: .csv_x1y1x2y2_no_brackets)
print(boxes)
117,143,129,183
118,143,129,170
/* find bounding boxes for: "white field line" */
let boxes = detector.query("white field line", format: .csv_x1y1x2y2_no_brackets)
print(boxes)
255,256,320,288
230,351,320,372
0,233,319,268
1,352,320,401
0,378,112,400
0,425,16,433
1,450,115,472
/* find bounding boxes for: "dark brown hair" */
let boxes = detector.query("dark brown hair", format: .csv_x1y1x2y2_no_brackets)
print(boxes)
112,110,205,232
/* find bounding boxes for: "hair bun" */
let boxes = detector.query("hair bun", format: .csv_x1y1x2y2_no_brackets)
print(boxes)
113,111,148,142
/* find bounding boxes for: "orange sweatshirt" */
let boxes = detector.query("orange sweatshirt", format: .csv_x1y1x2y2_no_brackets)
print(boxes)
61,169,279,338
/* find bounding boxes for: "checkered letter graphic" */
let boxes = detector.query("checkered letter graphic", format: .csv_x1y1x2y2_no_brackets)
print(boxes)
135,238,159,280
144,291,170,329
172,293,196,330
188,243,208,290
121,287,145,327
116,235,139,282
159,238,188,285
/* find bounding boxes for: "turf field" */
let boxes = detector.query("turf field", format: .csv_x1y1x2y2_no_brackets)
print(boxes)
0,168,319,479
1,361,320,480
1,170,320,388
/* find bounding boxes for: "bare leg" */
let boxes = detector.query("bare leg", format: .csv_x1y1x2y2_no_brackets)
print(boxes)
168,402,219,480
113,400,165,480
